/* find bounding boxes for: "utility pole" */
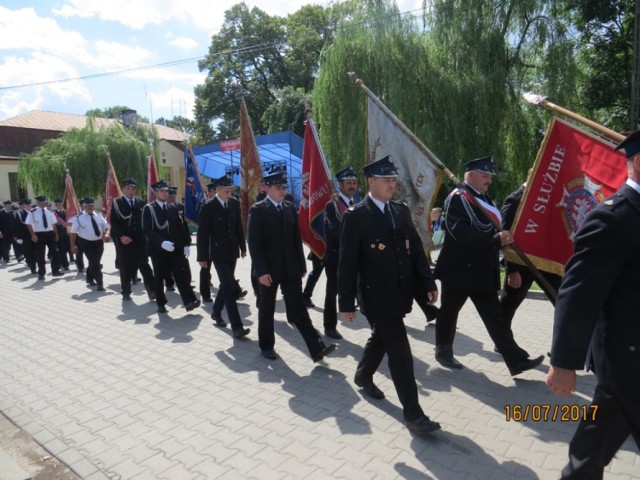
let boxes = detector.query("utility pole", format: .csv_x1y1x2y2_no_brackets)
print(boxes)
631,0,640,130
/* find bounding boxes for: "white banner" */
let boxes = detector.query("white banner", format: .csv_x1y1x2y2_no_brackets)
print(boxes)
367,97,442,251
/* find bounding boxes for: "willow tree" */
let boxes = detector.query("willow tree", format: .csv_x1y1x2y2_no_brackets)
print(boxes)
18,118,156,200
313,0,580,201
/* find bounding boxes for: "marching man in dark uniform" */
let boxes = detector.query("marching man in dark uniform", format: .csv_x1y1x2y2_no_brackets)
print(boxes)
110,178,155,301
338,156,441,435
546,130,640,479
248,169,336,361
142,181,199,314
14,200,36,272
70,198,110,292
197,174,250,338
433,156,543,375
0,200,15,264
323,166,359,340
25,195,63,280
53,199,72,271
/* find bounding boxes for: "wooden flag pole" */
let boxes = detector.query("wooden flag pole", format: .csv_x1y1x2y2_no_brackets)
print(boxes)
523,93,625,143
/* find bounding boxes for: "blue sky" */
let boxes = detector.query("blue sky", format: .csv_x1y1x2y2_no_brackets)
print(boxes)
0,1,422,123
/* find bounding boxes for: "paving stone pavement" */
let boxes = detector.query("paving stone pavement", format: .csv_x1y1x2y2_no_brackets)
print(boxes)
0,243,637,480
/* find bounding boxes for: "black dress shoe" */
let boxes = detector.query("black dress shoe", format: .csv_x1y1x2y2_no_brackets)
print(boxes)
312,343,336,362
235,290,248,300
509,355,544,376
261,349,277,360
435,353,464,370
166,285,175,292
122,293,132,301
157,305,168,314
405,416,441,434
354,376,385,400
202,297,213,303
96,285,106,292
52,271,64,277
324,328,343,340
233,328,250,339
211,313,227,327
425,305,439,323
185,299,201,311
303,296,315,308
38,275,45,280
86,280,97,286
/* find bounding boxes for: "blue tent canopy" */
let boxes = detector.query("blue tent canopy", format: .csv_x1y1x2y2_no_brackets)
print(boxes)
192,131,303,205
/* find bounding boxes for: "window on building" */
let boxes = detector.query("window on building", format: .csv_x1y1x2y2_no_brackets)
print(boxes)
8,172,26,201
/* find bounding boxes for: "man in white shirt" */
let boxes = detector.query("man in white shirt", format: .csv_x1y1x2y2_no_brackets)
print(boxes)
70,198,110,291
25,195,62,280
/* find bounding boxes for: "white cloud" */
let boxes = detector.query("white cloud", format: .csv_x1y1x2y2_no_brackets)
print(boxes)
90,41,155,70
167,35,199,51
146,85,195,119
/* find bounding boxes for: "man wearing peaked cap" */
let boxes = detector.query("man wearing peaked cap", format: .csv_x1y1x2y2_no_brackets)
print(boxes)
14,199,34,270
142,179,199,313
321,165,359,339
70,197,110,291
0,200,16,263
338,156,441,434
248,167,336,362
25,195,63,279
434,155,544,375
110,177,155,301
546,128,640,478
197,174,250,338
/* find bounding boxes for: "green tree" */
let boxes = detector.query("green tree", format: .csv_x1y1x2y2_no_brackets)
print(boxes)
85,106,150,124
261,87,311,136
193,2,334,144
313,0,579,201
18,119,157,200
557,0,635,131
155,116,197,137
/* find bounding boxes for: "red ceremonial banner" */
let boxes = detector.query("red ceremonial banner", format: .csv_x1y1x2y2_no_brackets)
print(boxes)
147,152,159,203
299,120,333,259
239,95,263,234
62,171,81,220
508,117,627,275
104,158,122,224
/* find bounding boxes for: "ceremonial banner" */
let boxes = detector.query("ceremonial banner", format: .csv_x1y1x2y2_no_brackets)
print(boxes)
184,148,207,225
104,158,122,224
62,170,81,220
367,97,443,251
507,117,627,275
239,95,263,233
298,119,333,258
147,151,159,203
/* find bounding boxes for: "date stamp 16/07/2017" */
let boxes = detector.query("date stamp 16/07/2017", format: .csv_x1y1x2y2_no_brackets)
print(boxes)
504,404,598,422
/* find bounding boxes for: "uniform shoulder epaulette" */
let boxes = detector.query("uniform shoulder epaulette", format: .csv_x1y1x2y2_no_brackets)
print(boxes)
602,193,625,209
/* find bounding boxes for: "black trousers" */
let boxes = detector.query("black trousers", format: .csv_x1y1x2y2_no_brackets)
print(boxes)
356,314,425,421
79,238,104,286
74,236,85,270
499,269,562,329
303,253,324,297
562,384,640,479
57,235,71,269
212,259,244,331
199,262,212,299
149,249,196,307
0,236,10,262
257,277,325,357
21,238,36,272
34,231,60,276
436,284,529,367
322,258,339,331
115,240,154,295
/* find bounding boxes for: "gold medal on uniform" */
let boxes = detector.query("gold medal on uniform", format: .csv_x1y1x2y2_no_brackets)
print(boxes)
378,243,386,250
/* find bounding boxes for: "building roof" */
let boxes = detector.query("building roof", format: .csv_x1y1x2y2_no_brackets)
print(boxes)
0,110,187,159
0,110,186,141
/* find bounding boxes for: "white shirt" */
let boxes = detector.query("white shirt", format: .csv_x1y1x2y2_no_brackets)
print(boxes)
626,177,640,194
215,196,228,208
267,196,282,209
339,192,354,206
25,207,57,232
71,211,108,241
367,193,387,214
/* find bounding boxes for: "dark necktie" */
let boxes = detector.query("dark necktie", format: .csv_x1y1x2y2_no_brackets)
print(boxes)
42,209,48,228
384,203,394,229
276,204,282,212
90,213,100,237
223,202,228,210
349,199,354,206
130,199,135,209
163,203,167,212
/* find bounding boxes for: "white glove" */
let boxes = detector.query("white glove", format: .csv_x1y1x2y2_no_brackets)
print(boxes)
183,246,190,257
161,240,175,252
16,239,23,245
